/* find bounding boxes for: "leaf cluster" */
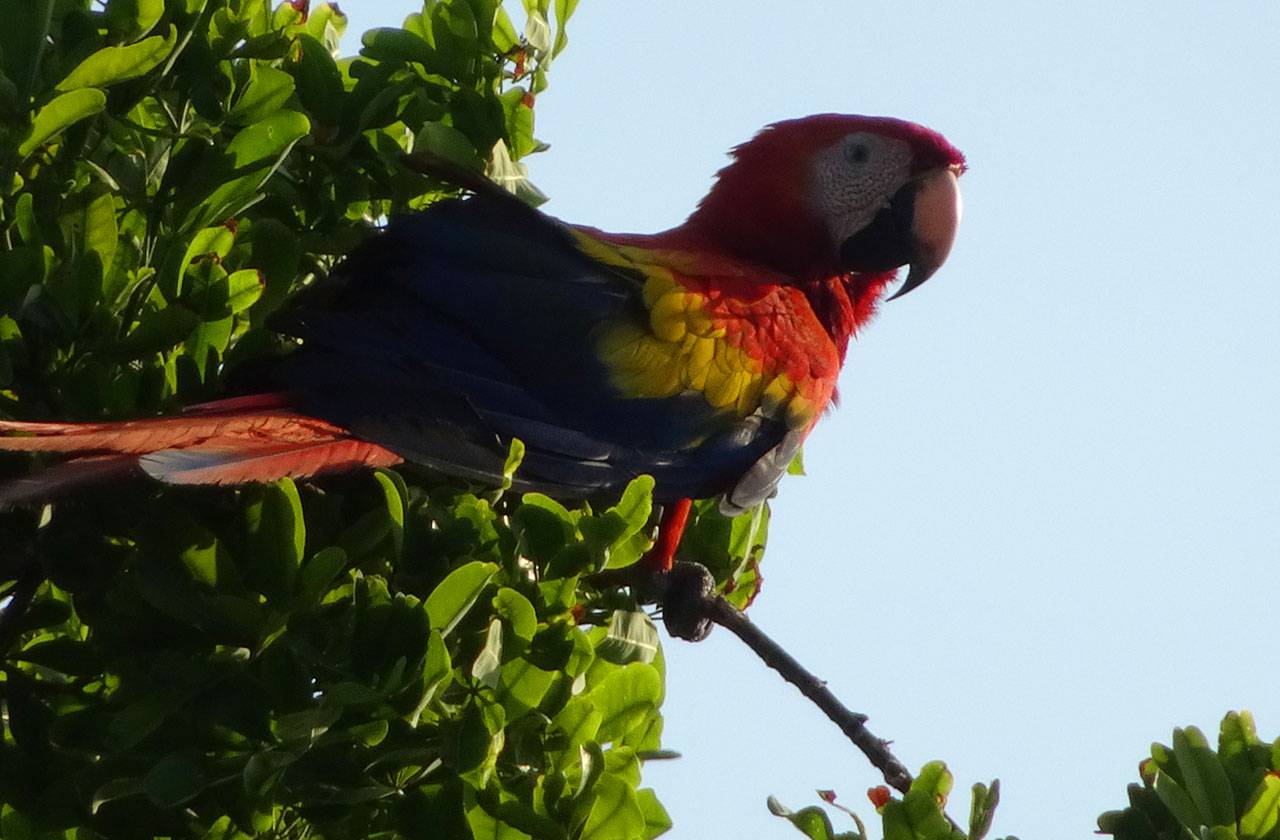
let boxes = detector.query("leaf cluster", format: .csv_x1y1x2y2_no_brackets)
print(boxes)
769,762,1014,840
0,0,747,837
2,456,684,838
1098,712,1280,840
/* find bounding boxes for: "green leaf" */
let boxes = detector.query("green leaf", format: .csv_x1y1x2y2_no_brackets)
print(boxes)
492,8,520,53
498,657,555,721
360,27,435,66
552,697,602,765
580,475,653,570
585,662,662,743
425,560,499,636
767,797,839,840
488,137,548,206
596,610,659,665
1174,726,1236,827
16,639,102,676
575,741,605,800
114,304,199,358
19,88,107,157
1240,773,1280,840
305,2,348,51
104,0,165,41
472,618,504,689
493,588,538,645
410,629,453,725
178,524,220,586
500,438,526,491
226,109,311,169
90,777,144,815
291,34,345,125
79,193,119,282
243,478,306,597
224,269,265,314
524,9,551,55
273,706,342,743
178,224,236,296
636,788,672,840
553,0,580,57
141,754,204,808
57,27,176,91
0,0,53,103
299,546,348,599
969,780,1000,840
227,64,296,125
467,800,535,840
1154,769,1208,833
575,775,645,840
415,120,484,170
373,468,407,558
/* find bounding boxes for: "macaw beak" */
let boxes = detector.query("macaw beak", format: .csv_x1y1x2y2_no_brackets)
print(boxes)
838,164,963,300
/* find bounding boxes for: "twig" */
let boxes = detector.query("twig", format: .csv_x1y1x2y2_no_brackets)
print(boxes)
656,563,913,794
704,595,915,793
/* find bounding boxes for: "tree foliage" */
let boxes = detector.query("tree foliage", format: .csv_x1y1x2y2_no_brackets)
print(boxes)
3,3,1273,840
1098,712,1280,840
0,1,714,836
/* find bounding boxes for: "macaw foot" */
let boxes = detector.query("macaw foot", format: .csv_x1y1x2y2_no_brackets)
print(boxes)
657,562,717,642
589,497,714,641
586,559,717,642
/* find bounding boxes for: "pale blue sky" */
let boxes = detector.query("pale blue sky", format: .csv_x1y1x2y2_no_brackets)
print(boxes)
351,3,1280,836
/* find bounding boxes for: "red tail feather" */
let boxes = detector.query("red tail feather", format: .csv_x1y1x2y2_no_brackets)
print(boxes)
0,394,403,503
140,440,402,485
0,454,139,507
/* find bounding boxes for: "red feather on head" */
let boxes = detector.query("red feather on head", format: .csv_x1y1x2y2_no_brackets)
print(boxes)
683,114,965,284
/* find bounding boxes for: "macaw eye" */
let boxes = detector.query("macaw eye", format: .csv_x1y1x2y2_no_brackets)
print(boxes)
844,141,870,164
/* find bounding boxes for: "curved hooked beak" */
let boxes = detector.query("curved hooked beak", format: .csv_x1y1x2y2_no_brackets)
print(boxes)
888,165,963,300
837,164,964,300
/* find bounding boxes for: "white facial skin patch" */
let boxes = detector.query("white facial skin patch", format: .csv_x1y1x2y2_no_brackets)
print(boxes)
809,132,914,246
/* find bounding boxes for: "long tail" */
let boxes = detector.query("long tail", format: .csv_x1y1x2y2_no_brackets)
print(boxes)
0,394,402,506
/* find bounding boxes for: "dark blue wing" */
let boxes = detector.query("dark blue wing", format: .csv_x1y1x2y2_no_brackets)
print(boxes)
269,194,788,502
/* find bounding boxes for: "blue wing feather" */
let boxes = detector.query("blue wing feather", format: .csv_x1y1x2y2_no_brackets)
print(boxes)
270,194,787,502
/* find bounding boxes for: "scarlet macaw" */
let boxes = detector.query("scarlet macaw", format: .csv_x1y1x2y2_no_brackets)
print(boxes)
0,114,965,571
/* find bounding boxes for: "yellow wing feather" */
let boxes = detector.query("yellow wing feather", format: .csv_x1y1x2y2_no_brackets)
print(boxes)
573,231,829,430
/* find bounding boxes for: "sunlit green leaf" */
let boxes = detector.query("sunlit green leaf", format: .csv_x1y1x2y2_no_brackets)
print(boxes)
226,109,311,169
575,775,645,840
493,587,537,645
227,64,296,125
57,27,176,91
585,662,662,743
224,268,265,313
553,0,580,57
425,560,499,636
1239,773,1280,839
19,88,107,157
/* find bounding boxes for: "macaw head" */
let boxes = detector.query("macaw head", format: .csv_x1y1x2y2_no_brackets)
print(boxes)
686,114,966,297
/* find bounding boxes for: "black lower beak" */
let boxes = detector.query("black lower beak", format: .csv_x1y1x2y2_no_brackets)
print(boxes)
838,166,962,300
838,184,917,275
